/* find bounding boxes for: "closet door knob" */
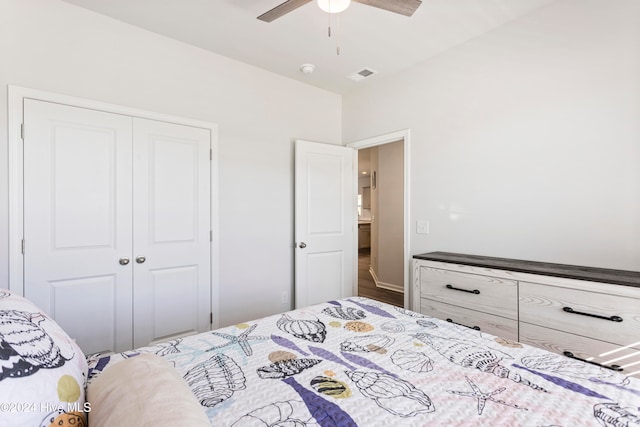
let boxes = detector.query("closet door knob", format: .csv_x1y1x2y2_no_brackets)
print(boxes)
135,256,146,264
119,257,130,266
298,242,307,249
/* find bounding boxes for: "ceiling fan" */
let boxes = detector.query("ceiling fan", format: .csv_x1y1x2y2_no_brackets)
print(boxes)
258,0,422,22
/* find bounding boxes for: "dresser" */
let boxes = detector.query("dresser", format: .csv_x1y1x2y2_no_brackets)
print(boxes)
413,252,640,377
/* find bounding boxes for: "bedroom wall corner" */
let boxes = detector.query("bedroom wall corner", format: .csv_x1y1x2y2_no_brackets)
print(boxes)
342,0,640,271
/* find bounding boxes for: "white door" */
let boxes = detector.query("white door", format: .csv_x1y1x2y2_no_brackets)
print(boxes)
23,99,134,354
23,100,212,354
294,140,355,308
132,118,211,347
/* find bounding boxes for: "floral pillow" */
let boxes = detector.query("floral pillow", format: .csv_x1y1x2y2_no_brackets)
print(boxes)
0,288,88,427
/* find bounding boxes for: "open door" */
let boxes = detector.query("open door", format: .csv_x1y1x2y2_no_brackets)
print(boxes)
294,140,355,308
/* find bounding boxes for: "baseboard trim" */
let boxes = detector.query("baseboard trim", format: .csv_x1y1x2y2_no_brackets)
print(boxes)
369,267,403,293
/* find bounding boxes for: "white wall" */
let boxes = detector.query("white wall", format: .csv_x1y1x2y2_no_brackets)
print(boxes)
343,0,640,271
0,0,341,326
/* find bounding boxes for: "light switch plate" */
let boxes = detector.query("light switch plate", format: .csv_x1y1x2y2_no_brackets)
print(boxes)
417,220,429,234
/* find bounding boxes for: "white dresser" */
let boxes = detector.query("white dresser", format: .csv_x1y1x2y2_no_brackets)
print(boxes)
413,252,640,377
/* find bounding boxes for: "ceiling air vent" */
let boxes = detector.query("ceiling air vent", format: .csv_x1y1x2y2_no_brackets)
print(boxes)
347,68,377,82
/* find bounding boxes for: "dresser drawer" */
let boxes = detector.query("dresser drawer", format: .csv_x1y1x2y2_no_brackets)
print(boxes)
520,323,640,379
420,299,518,341
519,281,640,346
419,267,517,319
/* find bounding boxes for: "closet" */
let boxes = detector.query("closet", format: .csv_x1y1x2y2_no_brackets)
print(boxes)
22,99,212,354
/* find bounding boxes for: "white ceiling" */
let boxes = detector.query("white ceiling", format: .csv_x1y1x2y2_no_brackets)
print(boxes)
62,0,557,94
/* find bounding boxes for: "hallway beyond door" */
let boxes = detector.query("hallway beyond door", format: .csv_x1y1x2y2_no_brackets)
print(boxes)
357,249,403,307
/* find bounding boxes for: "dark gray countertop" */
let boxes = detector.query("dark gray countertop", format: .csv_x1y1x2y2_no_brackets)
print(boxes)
413,252,640,288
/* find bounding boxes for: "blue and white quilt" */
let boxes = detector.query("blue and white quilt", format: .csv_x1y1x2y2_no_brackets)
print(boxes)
88,297,640,426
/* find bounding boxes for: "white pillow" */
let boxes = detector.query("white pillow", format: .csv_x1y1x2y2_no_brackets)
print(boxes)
0,288,88,427
87,353,210,427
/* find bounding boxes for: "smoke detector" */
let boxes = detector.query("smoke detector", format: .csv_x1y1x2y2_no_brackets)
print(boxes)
347,68,377,82
300,64,315,74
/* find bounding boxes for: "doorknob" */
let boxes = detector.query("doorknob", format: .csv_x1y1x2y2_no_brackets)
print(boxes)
298,242,307,249
135,256,146,264
119,257,130,266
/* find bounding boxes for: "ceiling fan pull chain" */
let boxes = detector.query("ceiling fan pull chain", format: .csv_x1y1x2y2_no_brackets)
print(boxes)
322,0,342,55
328,0,332,37
336,14,341,55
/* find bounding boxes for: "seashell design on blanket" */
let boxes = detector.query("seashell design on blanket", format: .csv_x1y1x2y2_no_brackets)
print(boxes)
416,319,439,329
390,349,434,373
344,321,374,333
231,400,318,427
277,314,327,343
345,371,435,417
39,409,87,427
593,403,640,426
380,321,405,333
310,376,352,398
183,353,247,407
322,306,367,320
521,354,622,382
0,310,71,381
393,306,428,318
268,350,297,363
340,335,395,353
413,333,546,392
257,358,322,379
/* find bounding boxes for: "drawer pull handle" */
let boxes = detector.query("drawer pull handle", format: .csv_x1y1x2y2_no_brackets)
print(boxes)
563,351,623,372
562,306,623,323
446,318,481,331
446,284,480,295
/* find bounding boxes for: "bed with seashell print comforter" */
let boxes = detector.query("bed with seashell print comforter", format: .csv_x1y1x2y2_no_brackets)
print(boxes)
87,297,640,426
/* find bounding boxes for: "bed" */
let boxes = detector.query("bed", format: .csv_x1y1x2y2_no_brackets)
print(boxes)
2,290,639,426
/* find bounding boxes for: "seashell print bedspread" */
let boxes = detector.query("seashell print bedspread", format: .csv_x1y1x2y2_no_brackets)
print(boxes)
87,297,640,426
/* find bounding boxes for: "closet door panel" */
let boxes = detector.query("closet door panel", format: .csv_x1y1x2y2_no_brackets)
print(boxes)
133,118,211,347
23,99,133,354
149,266,199,339
50,275,118,354
151,138,197,242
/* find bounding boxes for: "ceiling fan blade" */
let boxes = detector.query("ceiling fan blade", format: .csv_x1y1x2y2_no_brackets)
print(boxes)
353,0,422,17
257,0,314,22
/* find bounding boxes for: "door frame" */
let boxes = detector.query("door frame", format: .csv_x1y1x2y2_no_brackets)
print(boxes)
7,85,221,328
347,129,411,308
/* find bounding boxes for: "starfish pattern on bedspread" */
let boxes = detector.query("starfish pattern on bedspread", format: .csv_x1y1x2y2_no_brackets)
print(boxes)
448,376,527,415
206,324,269,356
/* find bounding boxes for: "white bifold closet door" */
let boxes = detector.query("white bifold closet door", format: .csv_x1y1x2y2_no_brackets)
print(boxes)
132,118,211,349
23,99,211,354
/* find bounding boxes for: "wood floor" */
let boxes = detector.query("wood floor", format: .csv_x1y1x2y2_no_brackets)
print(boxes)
357,249,404,307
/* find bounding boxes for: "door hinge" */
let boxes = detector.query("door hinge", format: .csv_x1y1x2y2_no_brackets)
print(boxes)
21,239,25,255
210,149,212,160
20,123,24,140
210,312,213,324
210,230,213,242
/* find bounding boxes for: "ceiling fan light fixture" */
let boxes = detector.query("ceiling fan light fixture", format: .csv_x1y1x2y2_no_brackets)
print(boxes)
317,0,351,14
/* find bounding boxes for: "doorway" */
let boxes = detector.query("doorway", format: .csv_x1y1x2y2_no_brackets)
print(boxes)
347,130,410,308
